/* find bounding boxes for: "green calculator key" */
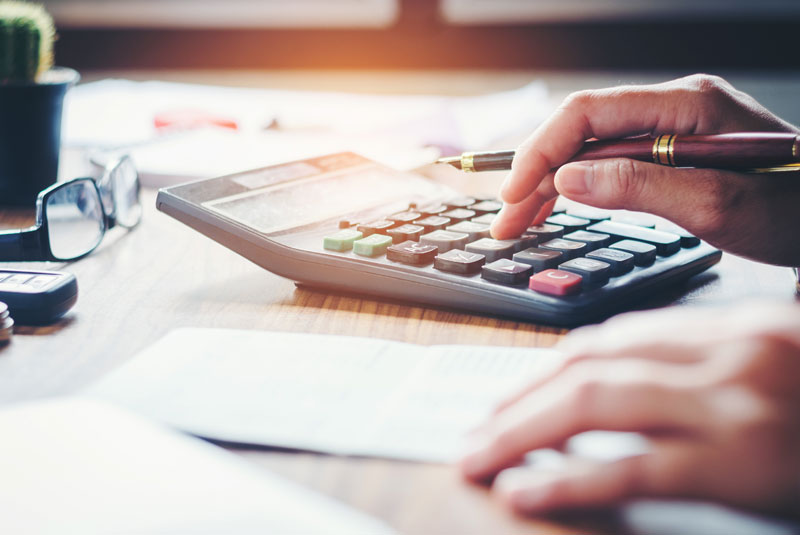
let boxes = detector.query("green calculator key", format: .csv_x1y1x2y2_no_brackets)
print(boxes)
323,229,363,251
353,234,392,257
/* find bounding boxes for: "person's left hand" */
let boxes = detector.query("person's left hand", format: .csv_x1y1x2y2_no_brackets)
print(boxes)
459,302,800,516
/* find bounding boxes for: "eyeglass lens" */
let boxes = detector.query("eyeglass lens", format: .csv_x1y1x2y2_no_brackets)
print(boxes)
110,157,141,228
45,180,105,260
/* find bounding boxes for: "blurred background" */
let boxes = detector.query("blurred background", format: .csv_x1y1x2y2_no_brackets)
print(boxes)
40,0,800,71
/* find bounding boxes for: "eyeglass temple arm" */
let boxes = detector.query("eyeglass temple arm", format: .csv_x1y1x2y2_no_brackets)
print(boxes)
0,228,45,261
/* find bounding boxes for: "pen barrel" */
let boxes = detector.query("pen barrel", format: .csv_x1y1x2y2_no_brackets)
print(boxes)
463,150,515,172
572,133,799,169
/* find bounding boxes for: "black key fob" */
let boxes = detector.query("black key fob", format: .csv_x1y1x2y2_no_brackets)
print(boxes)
0,269,78,324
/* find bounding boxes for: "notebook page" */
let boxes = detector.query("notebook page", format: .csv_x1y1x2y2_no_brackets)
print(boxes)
84,329,557,462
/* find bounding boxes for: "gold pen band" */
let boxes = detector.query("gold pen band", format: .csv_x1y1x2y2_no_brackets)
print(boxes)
461,152,475,172
652,135,676,166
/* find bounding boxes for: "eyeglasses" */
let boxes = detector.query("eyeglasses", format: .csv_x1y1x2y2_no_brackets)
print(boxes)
0,155,141,261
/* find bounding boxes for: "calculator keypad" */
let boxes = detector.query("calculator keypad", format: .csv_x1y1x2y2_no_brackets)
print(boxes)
320,197,701,305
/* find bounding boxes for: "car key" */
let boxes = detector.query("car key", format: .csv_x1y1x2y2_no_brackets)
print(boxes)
0,269,78,324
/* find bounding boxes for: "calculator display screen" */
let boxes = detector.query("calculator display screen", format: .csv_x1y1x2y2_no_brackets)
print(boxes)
202,167,437,235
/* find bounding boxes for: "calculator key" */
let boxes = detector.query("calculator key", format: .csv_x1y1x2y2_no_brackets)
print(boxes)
387,224,425,244
586,248,635,275
588,221,681,256
513,247,564,272
446,197,476,209
353,234,393,257
386,241,438,265
563,230,610,251
512,235,538,252
481,259,533,285
559,257,611,285
526,223,564,242
539,238,588,260
387,210,422,224
434,249,485,274
610,239,657,266
552,197,569,214
324,229,363,251
466,238,517,262
471,213,497,225
446,221,490,242
357,219,395,237
546,213,590,233
657,221,701,247
565,206,612,222
413,216,451,233
611,211,658,228
420,230,469,254
469,200,502,214
416,203,448,216
441,208,476,223
338,220,356,229
529,269,582,296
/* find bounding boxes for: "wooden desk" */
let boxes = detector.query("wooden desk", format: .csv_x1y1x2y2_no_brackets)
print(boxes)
1,70,798,534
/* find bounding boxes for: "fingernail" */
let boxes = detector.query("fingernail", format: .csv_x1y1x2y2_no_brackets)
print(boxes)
556,162,594,196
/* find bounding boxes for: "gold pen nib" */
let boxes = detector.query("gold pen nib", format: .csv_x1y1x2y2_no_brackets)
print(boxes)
435,156,462,170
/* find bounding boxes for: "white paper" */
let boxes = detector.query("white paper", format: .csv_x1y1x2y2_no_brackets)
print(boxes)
0,398,393,535
84,328,557,462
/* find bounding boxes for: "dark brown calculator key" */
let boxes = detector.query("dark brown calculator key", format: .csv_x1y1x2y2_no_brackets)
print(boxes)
481,259,533,285
539,238,587,260
387,224,425,244
413,216,451,233
609,239,657,266
387,210,422,224
526,223,564,242
546,213,590,233
513,247,564,272
386,241,438,265
588,221,681,256
563,230,610,251
466,238,517,263
586,248,635,275
357,219,396,237
434,249,486,274
469,200,502,214
441,208,476,223
559,257,611,285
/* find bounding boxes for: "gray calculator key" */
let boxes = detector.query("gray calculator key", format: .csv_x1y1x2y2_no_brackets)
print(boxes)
526,223,564,241
446,197,476,209
546,213,590,233
434,249,485,274
466,238,517,262
539,238,588,260
513,247,564,272
387,210,422,224
469,200,502,214
565,206,612,222
471,213,496,225
413,216,451,233
420,230,469,254
610,239,657,265
441,208,477,223
611,211,658,228
588,221,680,256
446,221,490,242
481,259,533,285
559,257,611,285
586,248,635,275
563,230,610,251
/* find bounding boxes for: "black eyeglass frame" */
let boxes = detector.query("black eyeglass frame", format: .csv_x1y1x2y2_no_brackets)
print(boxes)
0,156,141,262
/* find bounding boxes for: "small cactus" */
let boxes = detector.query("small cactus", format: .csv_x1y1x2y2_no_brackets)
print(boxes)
0,1,55,83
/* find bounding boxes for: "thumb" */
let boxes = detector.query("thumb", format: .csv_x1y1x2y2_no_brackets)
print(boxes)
553,159,736,236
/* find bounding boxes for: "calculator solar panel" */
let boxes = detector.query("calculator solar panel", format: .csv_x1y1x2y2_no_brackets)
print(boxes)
156,152,721,326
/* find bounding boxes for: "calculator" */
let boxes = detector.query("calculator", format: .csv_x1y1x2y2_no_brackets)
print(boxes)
156,153,721,326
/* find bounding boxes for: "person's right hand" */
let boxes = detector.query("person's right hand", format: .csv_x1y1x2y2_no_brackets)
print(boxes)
491,74,800,267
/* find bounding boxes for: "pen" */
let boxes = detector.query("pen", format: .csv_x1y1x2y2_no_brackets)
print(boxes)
436,133,800,173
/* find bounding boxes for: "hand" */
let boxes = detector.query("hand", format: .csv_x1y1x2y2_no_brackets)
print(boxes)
491,74,800,267
459,302,800,516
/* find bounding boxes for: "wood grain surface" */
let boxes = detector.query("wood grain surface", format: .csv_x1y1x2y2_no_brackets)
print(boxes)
0,71,798,534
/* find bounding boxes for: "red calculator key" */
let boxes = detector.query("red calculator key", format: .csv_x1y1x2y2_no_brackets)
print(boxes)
529,269,583,296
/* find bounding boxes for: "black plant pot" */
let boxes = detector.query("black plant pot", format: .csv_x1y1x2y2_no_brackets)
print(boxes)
0,67,79,206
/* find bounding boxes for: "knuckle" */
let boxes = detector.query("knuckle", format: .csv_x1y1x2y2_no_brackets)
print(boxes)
606,158,644,202
560,89,594,111
686,73,732,96
683,173,735,235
